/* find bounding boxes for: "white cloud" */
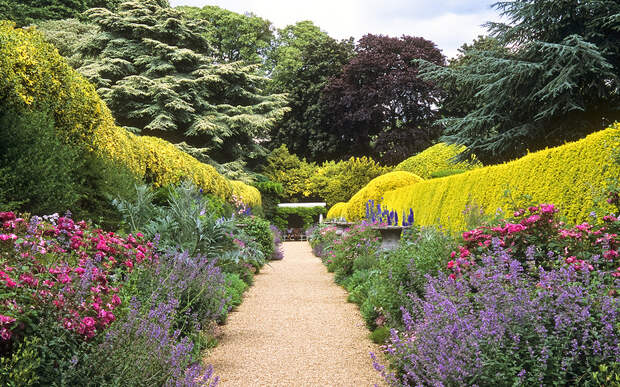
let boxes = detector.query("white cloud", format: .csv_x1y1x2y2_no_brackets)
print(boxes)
169,0,501,59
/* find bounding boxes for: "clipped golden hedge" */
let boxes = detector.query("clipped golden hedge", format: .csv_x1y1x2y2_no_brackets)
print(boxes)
326,202,348,220
0,21,260,207
230,180,262,207
344,171,424,221
383,125,620,231
394,143,481,178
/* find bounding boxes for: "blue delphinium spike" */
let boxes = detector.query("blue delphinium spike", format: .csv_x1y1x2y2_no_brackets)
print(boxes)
394,211,398,226
408,208,414,225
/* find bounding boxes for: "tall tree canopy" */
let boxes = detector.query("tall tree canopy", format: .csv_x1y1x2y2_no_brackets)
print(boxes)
40,0,288,174
419,0,620,164
266,21,355,161
177,5,273,65
0,0,122,26
321,34,445,164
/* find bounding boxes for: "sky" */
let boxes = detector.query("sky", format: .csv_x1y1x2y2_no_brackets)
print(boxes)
169,0,502,59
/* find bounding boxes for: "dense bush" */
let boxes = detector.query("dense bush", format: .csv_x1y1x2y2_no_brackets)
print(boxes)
359,227,454,329
237,216,275,260
253,179,284,220
264,145,391,206
394,143,480,179
0,21,261,210
326,202,348,220
383,125,620,230
309,157,391,207
447,203,620,282
373,249,619,386
0,107,81,214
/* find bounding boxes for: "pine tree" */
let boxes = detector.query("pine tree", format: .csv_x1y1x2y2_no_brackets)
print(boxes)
419,0,620,163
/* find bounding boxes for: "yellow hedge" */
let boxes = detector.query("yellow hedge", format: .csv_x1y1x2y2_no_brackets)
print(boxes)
0,21,260,207
383,125,620,231
230,180,262,207
326,202,348,220
395,143,481,178
344,171,424,221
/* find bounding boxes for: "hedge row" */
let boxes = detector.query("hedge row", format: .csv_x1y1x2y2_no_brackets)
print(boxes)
394,142,481,178
0,21,260,207
382,125,620,230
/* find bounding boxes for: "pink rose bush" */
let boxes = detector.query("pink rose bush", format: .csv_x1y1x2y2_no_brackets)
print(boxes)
447,204,620,282
0,211,156,342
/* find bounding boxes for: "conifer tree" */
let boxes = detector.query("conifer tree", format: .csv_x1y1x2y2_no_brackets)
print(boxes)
419,0,620,163
59,0,288,172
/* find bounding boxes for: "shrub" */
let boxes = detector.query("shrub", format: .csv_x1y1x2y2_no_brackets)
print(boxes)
383,125,620,231
0,21,259,209
345,171,424,221
326,223,380,283
264,146,391,206
263,145,318,202
252,179,283,220
326,202,348,220
238,216,274,259
309,156,392,207
0,107,81,215
224,273,248,309
113,181,233,257
363,227,455,329
270,225,284,260
374,250,619,386
394,142,480,179
446,203,619,282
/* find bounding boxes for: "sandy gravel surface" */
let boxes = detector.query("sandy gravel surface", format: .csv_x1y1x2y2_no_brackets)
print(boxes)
206,241,386,387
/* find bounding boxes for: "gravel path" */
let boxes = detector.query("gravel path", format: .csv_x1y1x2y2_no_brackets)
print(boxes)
206,241,385,386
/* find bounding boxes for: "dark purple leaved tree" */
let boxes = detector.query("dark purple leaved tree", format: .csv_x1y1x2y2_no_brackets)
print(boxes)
321,34,445,164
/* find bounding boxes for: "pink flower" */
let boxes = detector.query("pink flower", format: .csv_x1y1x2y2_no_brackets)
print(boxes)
111,294,122,307
0,315,15,325
603,250,618,260
82,317,96,328
539,204,557,214
565,256,576,264
524,215,541,224
58,273,72,284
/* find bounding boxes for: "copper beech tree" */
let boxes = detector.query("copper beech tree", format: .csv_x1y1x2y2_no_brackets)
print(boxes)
321,34,445,165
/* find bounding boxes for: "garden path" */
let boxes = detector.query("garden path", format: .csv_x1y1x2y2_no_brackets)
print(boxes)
205,241,385,386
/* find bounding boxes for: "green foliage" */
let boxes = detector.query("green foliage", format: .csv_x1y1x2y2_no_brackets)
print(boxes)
419,1,620,163
0,107,81,214
113,181,233,257
0,0,122,27
252,179,283,220
263,145,318,201
264,146,391,206
266,20,355,161
224,273,248,310
178,5,273,64
238,216,274,259
309,157,392,207
39,0,289,173
272,207,326,231
0,337,41,387
369,327,390,345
